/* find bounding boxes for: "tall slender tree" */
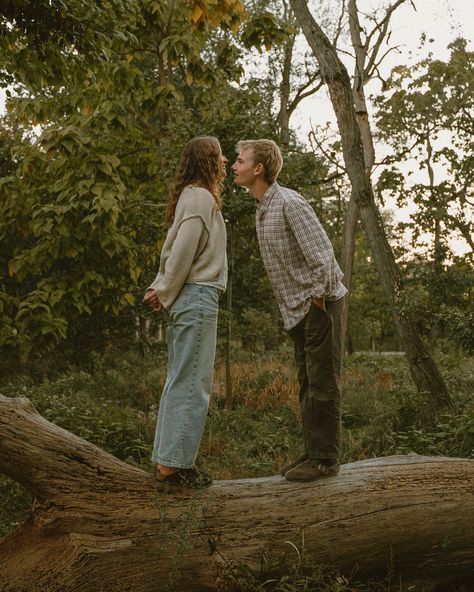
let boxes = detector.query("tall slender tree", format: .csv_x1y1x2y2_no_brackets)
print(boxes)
340,0,408,354
289,0,450,408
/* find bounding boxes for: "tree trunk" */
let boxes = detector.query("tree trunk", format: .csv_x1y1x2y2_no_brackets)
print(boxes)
289,0,451,409
1,394,473,592
277,34,295,150
349,0,376,173
340,0,378,356
426,132,446,292
274,5,323,150
340,0,390,357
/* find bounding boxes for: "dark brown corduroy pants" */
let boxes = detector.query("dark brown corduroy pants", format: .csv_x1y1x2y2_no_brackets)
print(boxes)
288,299,343,462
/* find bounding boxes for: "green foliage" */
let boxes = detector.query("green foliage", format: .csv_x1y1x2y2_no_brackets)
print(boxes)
222,558,391,592
0,0,140,88
237,307,282,351
396,414,474,458
397,256,474,354
240,11,294,52
0,0,347,365
1,1,470,372
203,404,300,478
373,39,473,355
0,0,254,360
445,308,474,355
342,352,474,460
5,380,154,464
1,117,145,356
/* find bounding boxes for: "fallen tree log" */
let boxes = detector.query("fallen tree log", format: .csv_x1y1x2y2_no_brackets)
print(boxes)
0,393,473,592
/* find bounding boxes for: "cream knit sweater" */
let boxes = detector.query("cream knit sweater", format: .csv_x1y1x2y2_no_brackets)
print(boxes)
148,186,227,309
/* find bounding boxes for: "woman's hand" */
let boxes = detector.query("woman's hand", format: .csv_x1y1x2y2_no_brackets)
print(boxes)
143,289,163,312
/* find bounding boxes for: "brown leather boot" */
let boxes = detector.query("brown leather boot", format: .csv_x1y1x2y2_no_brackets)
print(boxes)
285,459,340,481
279,454,308,476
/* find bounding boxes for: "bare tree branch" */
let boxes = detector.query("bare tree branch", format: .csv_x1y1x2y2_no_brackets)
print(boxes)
288,77,324,115
332,0,347,47
308,129,347,173
366,44,403,80
364,0,411,80
306,171,347,186
373,136,425,171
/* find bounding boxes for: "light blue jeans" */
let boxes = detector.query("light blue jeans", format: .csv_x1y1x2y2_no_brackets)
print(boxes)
152,283,220,468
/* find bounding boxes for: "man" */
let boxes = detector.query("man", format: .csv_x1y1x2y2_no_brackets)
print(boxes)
232,139,347,481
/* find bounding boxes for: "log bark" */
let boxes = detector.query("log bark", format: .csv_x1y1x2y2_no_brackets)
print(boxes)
1,394,473,591
289,0,451,409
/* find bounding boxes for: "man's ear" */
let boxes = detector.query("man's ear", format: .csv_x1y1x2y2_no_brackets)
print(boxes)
255,163,264,176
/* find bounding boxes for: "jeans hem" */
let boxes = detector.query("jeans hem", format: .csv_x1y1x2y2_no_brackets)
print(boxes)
152,456,194,469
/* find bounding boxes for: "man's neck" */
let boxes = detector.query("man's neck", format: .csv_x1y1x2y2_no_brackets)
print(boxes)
248,179,272,202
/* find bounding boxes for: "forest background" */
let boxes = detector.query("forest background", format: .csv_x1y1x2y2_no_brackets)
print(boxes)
0,1,473,590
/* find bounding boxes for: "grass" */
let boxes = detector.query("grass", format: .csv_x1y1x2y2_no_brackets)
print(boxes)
218,560,402,592
0,346,473,590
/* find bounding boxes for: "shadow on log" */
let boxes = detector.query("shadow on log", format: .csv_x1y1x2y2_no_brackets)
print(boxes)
0,393,473,591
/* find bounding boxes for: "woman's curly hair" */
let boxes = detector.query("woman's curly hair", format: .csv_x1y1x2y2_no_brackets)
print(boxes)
167,136,224,226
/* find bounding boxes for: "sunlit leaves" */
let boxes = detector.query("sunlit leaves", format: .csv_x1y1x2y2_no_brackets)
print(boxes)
189,0,247,31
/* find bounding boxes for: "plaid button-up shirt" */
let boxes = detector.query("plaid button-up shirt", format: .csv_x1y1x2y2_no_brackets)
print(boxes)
256,182,347,330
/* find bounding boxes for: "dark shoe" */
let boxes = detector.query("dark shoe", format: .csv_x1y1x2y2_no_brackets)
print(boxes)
280,454,308,476
155,467,213,488
285,459,340,481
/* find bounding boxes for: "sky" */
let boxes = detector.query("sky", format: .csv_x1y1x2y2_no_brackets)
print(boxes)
292,0,473,256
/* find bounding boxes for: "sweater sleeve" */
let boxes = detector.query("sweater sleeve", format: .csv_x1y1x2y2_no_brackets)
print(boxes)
148,188,214,308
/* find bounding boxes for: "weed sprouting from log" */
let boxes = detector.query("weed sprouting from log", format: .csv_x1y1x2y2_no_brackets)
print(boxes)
154,491,204,592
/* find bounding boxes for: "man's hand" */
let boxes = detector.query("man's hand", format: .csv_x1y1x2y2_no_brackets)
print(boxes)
143,289,163,312
312,297,326,311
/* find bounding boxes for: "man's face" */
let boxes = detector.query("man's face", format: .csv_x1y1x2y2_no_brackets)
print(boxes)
231,149,259,188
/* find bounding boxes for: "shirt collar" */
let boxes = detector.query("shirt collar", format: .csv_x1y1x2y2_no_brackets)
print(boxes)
257,182,279,215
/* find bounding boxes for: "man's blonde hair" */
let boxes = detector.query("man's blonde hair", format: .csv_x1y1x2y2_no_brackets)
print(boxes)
236,139,283,184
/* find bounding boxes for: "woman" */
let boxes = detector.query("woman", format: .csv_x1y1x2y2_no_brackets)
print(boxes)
143,136,227,488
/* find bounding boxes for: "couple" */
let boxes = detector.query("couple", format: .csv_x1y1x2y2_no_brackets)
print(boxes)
143,136,347,488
